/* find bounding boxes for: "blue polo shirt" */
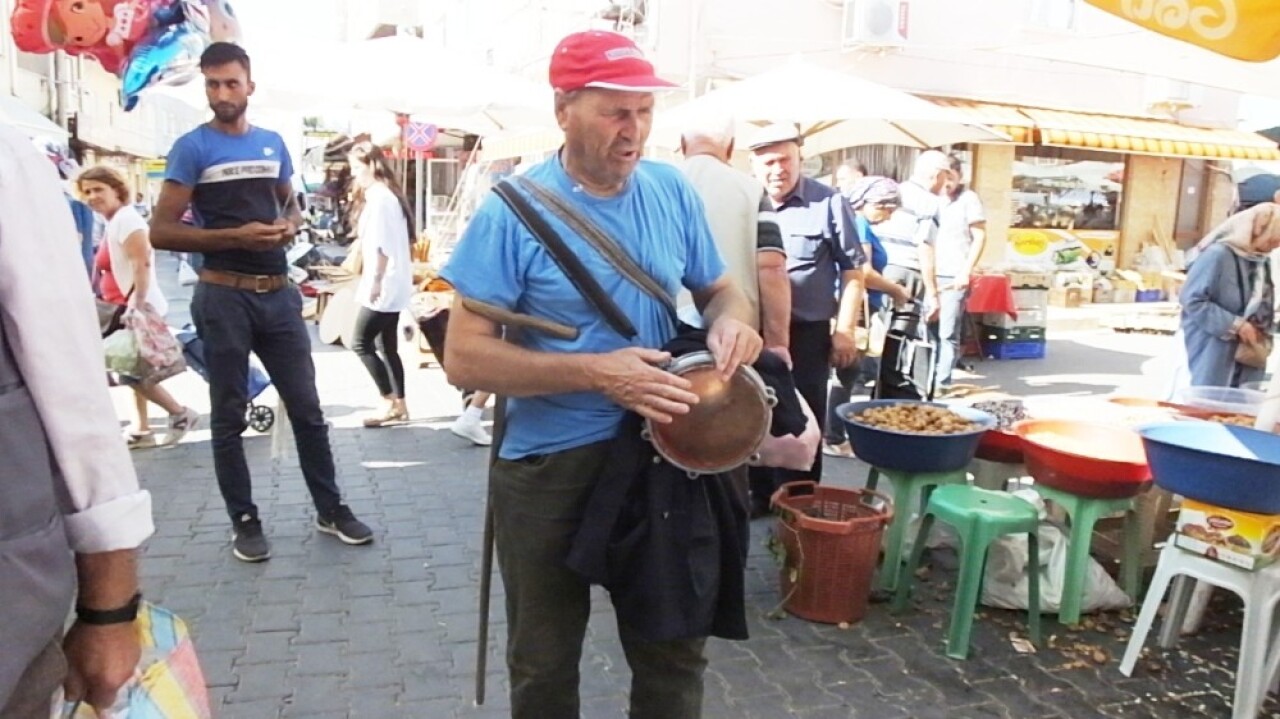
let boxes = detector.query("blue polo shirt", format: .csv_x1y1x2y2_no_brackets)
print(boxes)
773,176,866,322
441,154,725,460
165,125,294,275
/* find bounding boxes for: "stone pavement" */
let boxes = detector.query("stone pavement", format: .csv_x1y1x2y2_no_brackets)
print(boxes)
118,263,1274,718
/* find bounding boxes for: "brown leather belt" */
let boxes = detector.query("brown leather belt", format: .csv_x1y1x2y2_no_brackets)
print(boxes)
198,269,287,293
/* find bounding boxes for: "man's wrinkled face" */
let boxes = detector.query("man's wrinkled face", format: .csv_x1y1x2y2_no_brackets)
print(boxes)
556,89,653,190
751,142,800,201
203,61,253,124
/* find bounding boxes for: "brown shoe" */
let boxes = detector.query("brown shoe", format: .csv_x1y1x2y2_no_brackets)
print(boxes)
363,407,409,428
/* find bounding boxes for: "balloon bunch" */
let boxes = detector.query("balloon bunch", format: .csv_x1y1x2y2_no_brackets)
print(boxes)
10,0,241,111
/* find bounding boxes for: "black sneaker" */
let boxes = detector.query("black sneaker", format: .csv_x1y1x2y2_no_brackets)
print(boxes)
232,514,271,563
316,506,373,545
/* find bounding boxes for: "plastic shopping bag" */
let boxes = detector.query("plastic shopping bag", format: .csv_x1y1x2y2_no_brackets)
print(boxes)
177,260,198,287
63,604,212,719
980,491,1131,614
104,327,141,376
119,309,187,384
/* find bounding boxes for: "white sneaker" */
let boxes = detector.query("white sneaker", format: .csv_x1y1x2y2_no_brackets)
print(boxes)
450,415,492,446
162,407,199,446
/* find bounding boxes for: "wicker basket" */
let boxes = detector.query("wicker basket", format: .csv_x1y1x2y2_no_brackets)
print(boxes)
771,482,893,625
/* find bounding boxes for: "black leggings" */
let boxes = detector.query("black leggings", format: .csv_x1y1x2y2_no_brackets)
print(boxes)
351,307,405,398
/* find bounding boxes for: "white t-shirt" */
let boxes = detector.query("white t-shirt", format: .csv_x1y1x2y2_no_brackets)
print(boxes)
356,183,415,313
105,205,167,316
935,190,986,278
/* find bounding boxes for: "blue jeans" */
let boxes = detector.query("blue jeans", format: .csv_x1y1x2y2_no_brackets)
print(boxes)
931,276,969,389
191,282,343,521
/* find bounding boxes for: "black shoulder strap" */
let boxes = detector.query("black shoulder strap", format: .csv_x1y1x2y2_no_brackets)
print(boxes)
492,181,638,340
515,176,680,327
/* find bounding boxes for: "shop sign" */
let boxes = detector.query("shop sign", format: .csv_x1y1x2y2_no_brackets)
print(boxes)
1008,228,1118,272
1084,0,1280,62
144,158,166,178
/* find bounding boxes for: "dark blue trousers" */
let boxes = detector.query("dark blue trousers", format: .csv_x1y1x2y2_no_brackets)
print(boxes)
191,282,342,521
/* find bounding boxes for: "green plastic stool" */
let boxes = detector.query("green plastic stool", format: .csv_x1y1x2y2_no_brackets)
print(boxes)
893,484,1042,660
867,467,968,592
1032,484,1142,626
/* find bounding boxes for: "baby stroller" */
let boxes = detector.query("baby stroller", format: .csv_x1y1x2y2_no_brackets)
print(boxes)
874,303,936,402
175,325,276,432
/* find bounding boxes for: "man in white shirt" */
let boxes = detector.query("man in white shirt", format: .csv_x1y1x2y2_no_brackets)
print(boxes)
0,122,152,717
933,155,987,392
677,115,791,359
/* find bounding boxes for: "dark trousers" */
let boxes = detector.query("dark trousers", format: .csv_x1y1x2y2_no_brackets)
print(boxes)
491,442,708,719
351,306,405,398
191,282,343,522
751,320,830,507
1,635,63,719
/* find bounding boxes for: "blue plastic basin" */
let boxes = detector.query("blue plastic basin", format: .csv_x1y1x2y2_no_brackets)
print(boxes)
1138,422,1280,514
839,400,996,473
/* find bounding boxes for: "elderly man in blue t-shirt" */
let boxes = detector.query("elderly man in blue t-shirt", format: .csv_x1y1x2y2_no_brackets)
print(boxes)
150,43,372,564
442,30,760,719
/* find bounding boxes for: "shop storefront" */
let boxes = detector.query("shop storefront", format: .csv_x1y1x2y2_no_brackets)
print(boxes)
927,96,1280,274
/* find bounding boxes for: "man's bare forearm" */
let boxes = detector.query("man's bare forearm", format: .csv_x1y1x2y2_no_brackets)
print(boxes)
758,261,791,348
446,333,603,397
920,244,939,295
836,269,864,335
699,282,753,329
75,550,139,611
148,219,244,253
965,226,987,276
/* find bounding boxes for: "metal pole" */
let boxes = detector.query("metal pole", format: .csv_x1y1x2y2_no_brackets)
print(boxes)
415,153,426,236
475,394,507,706
425,157,434,238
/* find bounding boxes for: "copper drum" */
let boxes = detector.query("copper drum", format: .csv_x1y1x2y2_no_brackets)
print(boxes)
642,351,777,476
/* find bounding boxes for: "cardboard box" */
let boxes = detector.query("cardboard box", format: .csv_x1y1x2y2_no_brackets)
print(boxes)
1174,500,1280,570
1048,287,1083,308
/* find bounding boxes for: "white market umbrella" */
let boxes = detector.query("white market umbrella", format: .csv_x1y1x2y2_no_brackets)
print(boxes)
652,58,1008,154
254,36,553,134
0,95,69,142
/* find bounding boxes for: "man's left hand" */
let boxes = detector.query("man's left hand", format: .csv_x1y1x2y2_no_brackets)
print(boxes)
830,329,860,368
706,317,762,379
63,621,140,712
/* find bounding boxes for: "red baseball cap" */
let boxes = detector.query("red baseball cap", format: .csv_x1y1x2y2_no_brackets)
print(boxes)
549,31,678,93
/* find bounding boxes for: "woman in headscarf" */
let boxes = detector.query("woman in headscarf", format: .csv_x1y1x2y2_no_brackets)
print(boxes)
1179,202,1280,388
823,176,911,458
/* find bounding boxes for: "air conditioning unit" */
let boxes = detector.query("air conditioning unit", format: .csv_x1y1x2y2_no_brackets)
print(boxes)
842,0,909,49
1144,76,1202,113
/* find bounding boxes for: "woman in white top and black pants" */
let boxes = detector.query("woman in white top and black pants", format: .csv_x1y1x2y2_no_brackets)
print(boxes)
348,142,417,427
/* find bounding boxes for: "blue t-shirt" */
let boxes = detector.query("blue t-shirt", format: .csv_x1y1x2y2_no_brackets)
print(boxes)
854,214,889,310
441,155,726,460
164,125,294,275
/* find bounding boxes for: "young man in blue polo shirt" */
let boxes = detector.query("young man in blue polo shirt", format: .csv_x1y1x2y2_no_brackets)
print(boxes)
150,42,371,562
443,31,761,719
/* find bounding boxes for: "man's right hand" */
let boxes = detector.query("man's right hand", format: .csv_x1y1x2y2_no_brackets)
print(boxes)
589,347,700,424
238,221,288,250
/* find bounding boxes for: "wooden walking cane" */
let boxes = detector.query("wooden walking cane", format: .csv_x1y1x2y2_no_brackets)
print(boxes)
474,393,507,706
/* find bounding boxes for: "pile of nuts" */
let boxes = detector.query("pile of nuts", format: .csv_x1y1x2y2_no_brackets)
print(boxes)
971,400,1028,431
856,404,979,435
1209,414,1254,427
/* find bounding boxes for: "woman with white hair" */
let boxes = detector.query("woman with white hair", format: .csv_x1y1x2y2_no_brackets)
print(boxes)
1179,203,1280,388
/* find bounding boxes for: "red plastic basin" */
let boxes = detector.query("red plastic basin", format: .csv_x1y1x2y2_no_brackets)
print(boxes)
1013,419,1152,499
976,428,1024,464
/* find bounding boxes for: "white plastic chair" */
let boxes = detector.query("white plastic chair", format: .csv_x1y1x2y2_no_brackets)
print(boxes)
1119,540,1280,719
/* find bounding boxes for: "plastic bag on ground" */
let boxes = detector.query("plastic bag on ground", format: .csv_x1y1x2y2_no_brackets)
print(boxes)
980,490,1131,614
